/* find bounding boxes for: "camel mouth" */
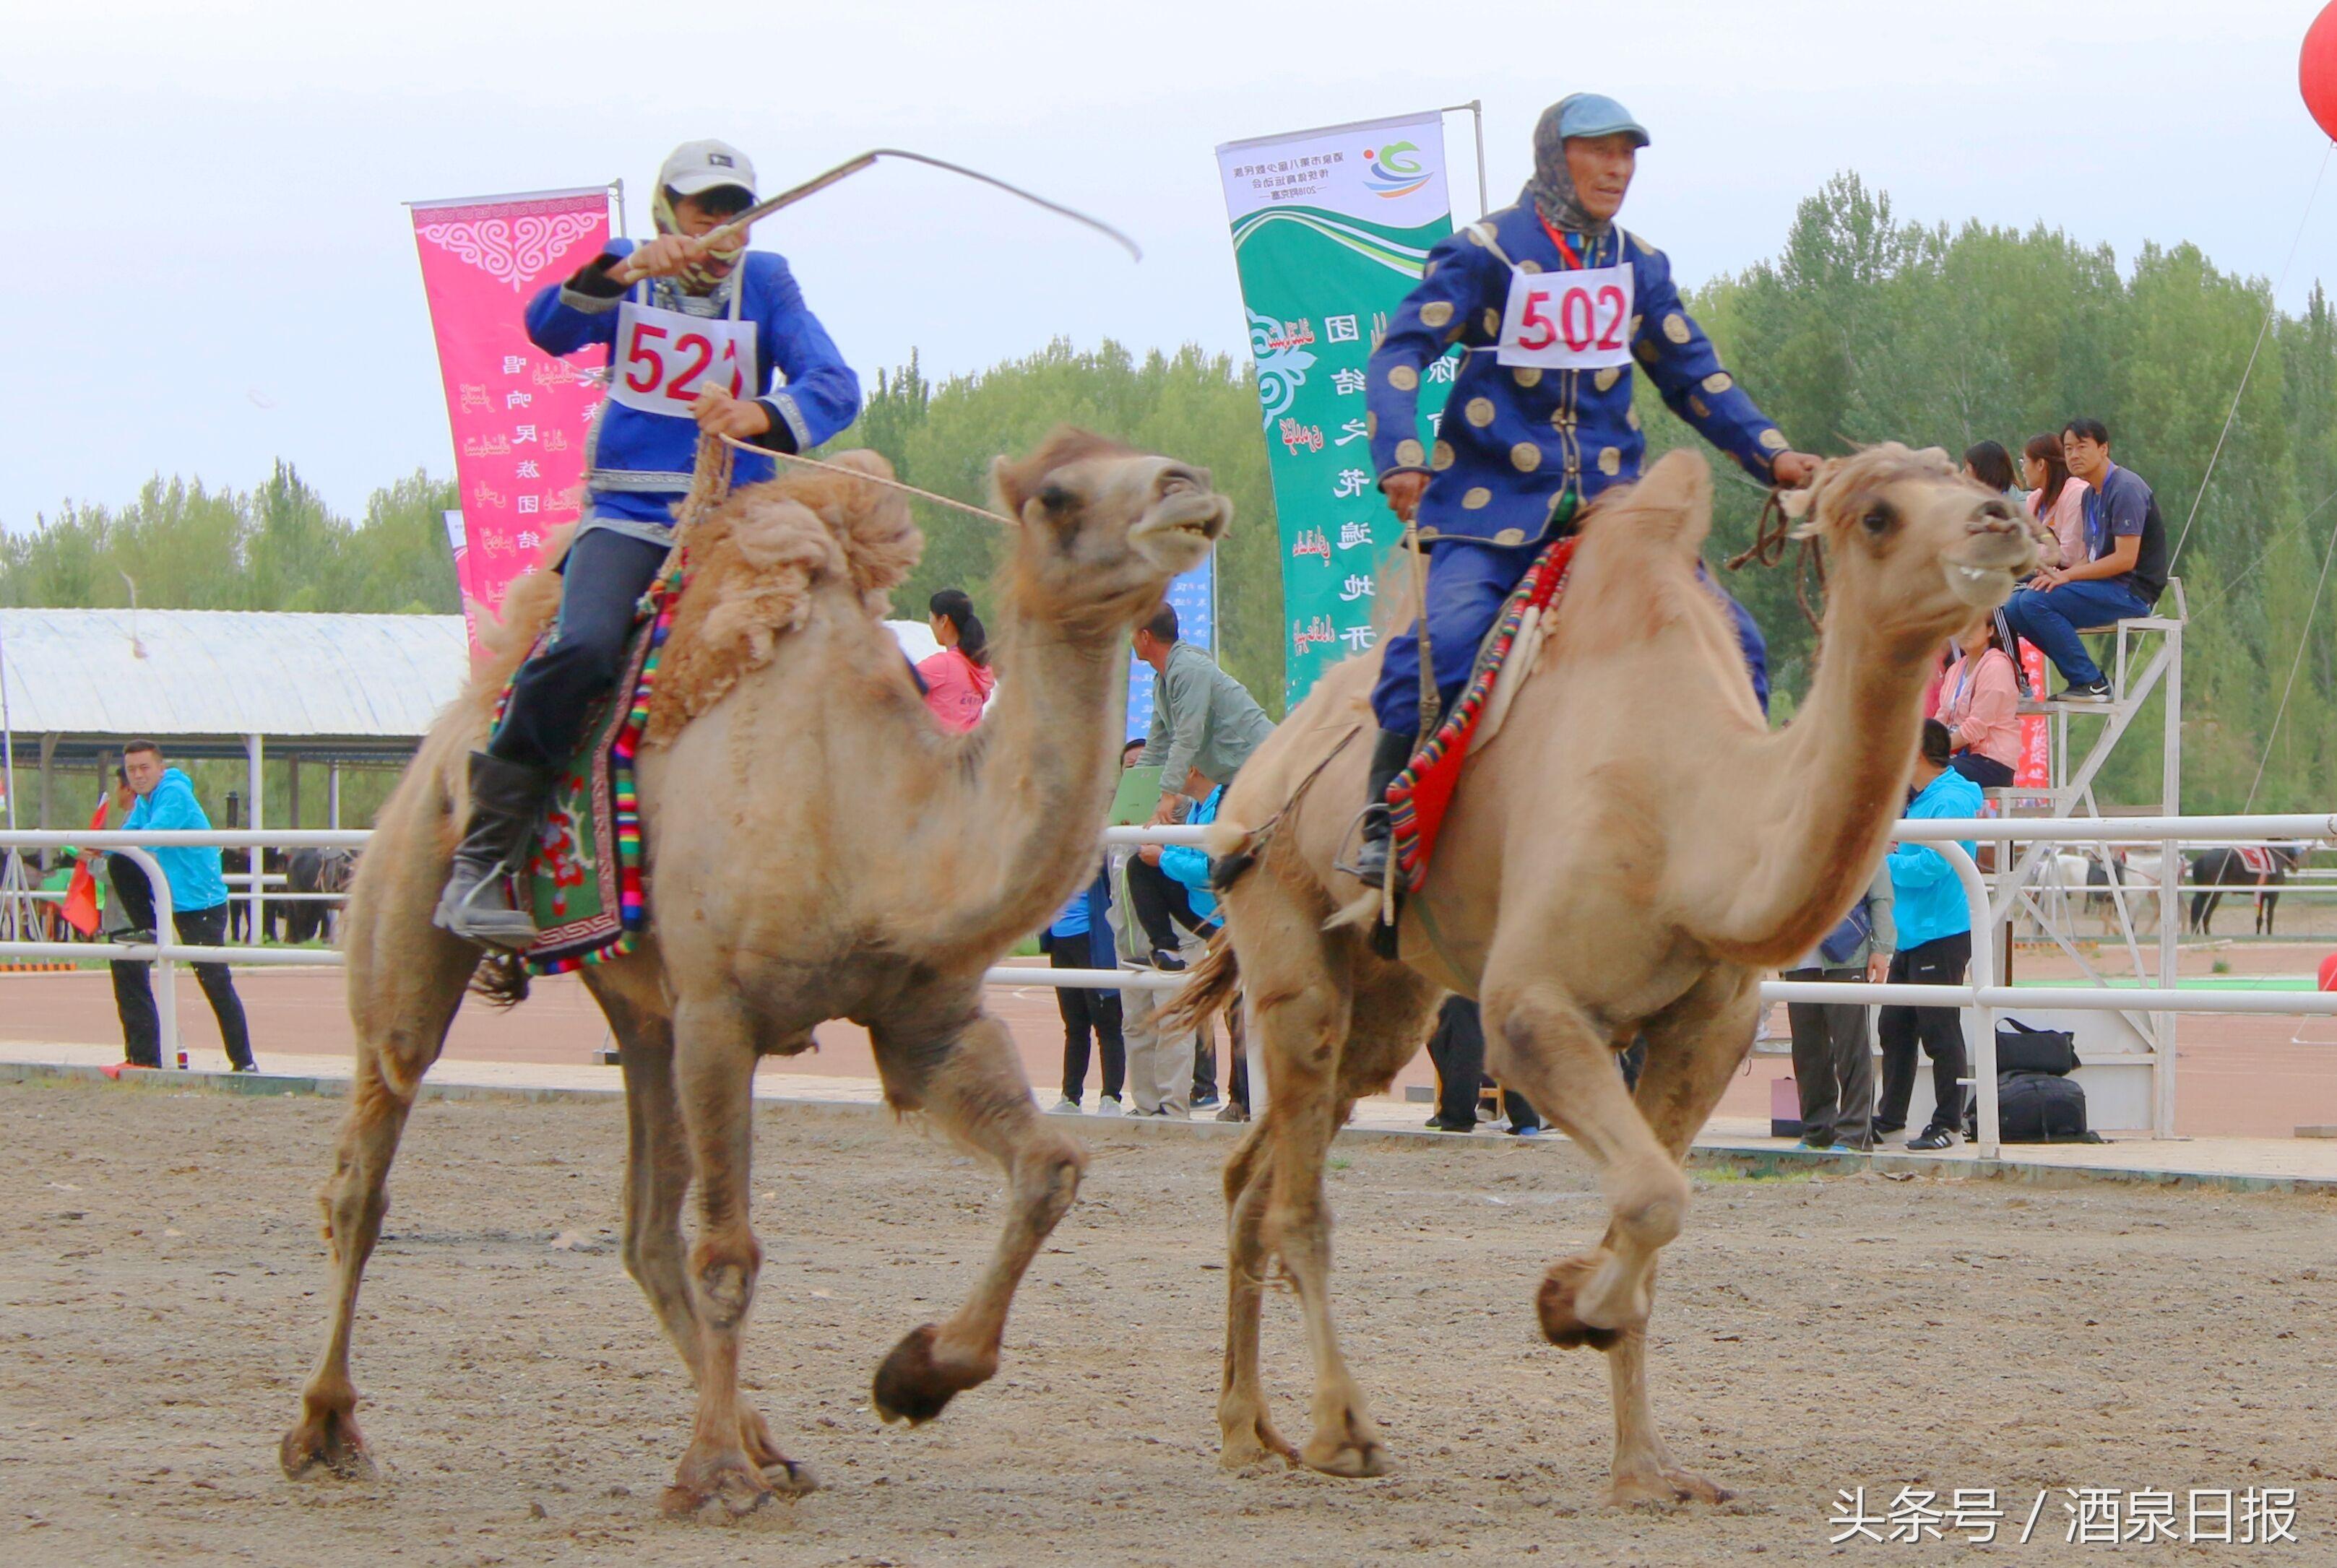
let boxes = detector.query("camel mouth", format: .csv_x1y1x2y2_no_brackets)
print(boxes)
1131,493,1230,573
1941,527,2036,609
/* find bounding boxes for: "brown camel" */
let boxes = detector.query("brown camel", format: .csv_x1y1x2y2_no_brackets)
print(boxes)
278,432,1229,1515
1177,445,2032,1504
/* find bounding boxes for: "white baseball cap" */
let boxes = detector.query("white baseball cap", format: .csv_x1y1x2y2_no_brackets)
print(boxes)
658,139,756,199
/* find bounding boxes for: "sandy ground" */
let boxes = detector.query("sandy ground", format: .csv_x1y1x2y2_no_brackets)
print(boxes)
4,1080,2336,1567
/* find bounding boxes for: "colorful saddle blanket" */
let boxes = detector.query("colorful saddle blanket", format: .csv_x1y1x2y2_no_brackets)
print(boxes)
2235,844,2277,878
493,553,686,975
1386,535,1577,893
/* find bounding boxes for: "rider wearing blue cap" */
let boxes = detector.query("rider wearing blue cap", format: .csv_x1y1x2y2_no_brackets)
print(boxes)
1352,94,1818,885
436,139,863,948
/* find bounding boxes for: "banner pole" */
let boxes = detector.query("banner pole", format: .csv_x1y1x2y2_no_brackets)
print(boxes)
1439,100,1490,219
611,178,626,239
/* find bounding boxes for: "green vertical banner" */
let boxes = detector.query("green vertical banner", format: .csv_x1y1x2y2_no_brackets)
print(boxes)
1216,111,1456,706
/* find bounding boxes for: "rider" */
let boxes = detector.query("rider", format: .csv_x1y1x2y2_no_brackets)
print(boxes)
436,139,863,948
1353,95,1820,886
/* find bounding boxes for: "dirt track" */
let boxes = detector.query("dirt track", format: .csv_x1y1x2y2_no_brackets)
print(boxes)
4,1079,2334,1566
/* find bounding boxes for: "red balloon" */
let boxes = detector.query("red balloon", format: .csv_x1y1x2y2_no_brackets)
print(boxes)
2303,1,2337,140
2320,950,2337,992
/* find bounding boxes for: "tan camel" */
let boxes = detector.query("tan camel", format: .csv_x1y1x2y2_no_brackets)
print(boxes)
278,432,1229,1515
1177,445,2032,1504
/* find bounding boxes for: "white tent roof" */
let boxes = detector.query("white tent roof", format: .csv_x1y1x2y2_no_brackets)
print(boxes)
0,607,948,758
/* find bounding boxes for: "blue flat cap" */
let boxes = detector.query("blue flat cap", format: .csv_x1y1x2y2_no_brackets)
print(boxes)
1556,93,1649,148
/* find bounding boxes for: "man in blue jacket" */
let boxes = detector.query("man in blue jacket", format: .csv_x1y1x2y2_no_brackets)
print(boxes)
101,741,256,1072
437,139,863,948
1352,94,1819,885
1873,720,1983,1150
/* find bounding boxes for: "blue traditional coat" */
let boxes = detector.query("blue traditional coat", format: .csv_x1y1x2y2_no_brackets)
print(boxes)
1366,195,1788,547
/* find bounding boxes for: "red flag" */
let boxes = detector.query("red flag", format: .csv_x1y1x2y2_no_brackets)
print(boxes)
60,797,108,937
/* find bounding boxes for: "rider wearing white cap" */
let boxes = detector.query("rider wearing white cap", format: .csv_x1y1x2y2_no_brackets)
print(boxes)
436,138,863,948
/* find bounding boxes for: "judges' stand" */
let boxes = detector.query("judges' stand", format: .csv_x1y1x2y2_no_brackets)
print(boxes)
1977,578,2188,1137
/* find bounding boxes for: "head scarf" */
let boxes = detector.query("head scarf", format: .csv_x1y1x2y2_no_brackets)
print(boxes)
649,182,749,296
1524,95,1611,240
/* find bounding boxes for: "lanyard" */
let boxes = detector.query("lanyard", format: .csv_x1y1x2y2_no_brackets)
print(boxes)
1536,212,1589,271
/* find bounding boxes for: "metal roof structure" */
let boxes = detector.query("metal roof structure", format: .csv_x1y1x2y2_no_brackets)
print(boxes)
0,608,468,763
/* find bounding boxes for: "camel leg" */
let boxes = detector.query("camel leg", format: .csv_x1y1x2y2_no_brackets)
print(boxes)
585,970,817,1497
660,997,785,1519
868,1010,1085,1426
1485,979,1688,1341
1583,974,1759,1509
1217,1119,1298,1468
280,877,475,1480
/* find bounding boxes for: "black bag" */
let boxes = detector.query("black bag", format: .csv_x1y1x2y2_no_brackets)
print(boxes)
1964,1070,2100,1143
1995,1018,2080,1076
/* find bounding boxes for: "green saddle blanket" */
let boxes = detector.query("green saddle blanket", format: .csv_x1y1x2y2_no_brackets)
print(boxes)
495,556,684,975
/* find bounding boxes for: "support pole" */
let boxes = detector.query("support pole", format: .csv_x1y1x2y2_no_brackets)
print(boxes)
246,733,264,945
2157,620,2184,1138
288,755,301,832
328,763,342,829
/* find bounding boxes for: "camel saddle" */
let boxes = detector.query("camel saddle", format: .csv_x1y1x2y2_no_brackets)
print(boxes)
1386,535,1578,893
491,552,686,974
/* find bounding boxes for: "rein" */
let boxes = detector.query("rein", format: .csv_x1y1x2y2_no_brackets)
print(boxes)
712,432,1013,525
1726,485,1826,632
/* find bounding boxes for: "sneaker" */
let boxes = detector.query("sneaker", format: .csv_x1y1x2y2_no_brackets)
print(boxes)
1047,1096,1081,1115
1907,1127,1956,1151
1093,1096,1123,1117
1422,1116,1476,1132
1215,1101,1249,1124
1150,949,1188,973
1797,1133,1833,1151
231,1062,259,1074
1826,1143,1869,1155
2049,680,2112,704
1511,1125,1543,1139
1192,1090,1222,1110
110,928,157,945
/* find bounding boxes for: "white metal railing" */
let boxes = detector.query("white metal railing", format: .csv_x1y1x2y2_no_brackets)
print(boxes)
7,816,2337,1161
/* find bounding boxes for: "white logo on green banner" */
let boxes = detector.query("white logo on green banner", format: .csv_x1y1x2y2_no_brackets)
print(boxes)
1216,111,1457,706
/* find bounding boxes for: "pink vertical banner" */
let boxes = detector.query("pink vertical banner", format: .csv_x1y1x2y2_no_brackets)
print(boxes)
2016,641,2051,789
410,186,613,652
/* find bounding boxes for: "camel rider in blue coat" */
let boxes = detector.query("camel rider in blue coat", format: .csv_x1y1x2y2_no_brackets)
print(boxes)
437,139,863,948
1350,95,1820,885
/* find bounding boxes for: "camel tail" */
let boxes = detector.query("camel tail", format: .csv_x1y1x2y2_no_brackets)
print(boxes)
1157,932,1241,1036
468,952,532,1009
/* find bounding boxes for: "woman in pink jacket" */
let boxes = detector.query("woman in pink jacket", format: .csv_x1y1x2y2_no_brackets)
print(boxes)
2021,433,2089,573
1934,618,2022,789
917,588,995,732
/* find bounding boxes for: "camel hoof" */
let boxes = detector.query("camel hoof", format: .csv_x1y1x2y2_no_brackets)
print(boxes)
1217,1409,1300,1471
761,1459,819,1497
660,1452,777,1520
1605,1467,1735,1508
279,1408,377,1481
871,1323,986,1426
1537,1256,1623,1351
1301,1434,1391,1479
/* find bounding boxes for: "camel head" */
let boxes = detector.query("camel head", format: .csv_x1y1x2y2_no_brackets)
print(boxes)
1787,443,2036,655
989,427,1230,633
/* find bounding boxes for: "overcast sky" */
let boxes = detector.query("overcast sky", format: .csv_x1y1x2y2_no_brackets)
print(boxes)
5,0,2334,528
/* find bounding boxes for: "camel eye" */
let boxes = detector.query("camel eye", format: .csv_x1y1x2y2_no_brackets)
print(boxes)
1861,502,1897,536
1037,483,1072,514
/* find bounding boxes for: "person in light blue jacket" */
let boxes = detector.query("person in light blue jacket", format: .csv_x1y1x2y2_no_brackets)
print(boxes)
101,742,255,1072
1873,720,1982,1151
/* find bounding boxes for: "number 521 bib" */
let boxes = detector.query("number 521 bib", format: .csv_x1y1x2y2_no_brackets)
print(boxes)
1494,263,1635,371
609,300,758,417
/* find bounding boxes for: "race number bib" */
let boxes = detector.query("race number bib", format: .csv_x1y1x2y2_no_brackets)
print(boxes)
609,301,758,416
1495,263,1635,370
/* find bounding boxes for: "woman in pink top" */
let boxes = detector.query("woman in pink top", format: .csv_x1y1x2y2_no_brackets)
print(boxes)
1935,618,2021,788
917,588,995,732
2021,433,2089,573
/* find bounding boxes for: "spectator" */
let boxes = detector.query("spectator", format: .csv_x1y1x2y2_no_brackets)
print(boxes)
1133,602,1273,827
1961,440,2021,506
1107,743,1196,1119
2020,433,2088,572
2000,418,2169,703
1872,720,1981,1151
917,589,994,733
1423,996,1541,1135
97,742,256,1073
1156,766,1248,1119
1935,618,2021,789
1041,869,1123,1115
1781,863,1894,1152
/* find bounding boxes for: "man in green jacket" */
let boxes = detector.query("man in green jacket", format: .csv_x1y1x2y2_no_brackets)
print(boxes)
1131,602,1273,826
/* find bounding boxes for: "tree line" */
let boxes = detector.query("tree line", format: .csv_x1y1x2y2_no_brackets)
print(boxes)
7,172,2335,813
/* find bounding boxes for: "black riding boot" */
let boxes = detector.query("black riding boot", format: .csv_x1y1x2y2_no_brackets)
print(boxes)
1349,727,1418,889
433,751,555,950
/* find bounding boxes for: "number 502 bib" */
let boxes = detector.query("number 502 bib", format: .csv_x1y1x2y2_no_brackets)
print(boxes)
1494,264,1635,371
610,301,759,417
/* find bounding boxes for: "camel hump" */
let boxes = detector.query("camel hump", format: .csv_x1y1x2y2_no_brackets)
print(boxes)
1579,448,1713,555
643,455,925,745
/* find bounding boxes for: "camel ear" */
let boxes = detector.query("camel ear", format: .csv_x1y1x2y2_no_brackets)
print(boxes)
987,455,1024,524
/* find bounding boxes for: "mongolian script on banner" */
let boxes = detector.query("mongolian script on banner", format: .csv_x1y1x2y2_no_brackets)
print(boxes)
1215,112,1456,706
411,186,613,653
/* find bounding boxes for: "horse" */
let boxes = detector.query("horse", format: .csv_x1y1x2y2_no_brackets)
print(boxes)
2187,844,2307,936
283,847,360,944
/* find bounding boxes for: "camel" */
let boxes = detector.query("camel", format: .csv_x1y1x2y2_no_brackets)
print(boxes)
1174,445,2034,1504
278,431,1230,1515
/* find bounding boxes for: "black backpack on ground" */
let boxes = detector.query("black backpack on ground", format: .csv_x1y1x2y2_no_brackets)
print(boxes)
1995,1018,2081,1076
1964,1070,2101,1143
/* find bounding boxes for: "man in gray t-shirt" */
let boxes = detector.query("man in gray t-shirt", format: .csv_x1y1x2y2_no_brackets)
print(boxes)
1131,602,1274,825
